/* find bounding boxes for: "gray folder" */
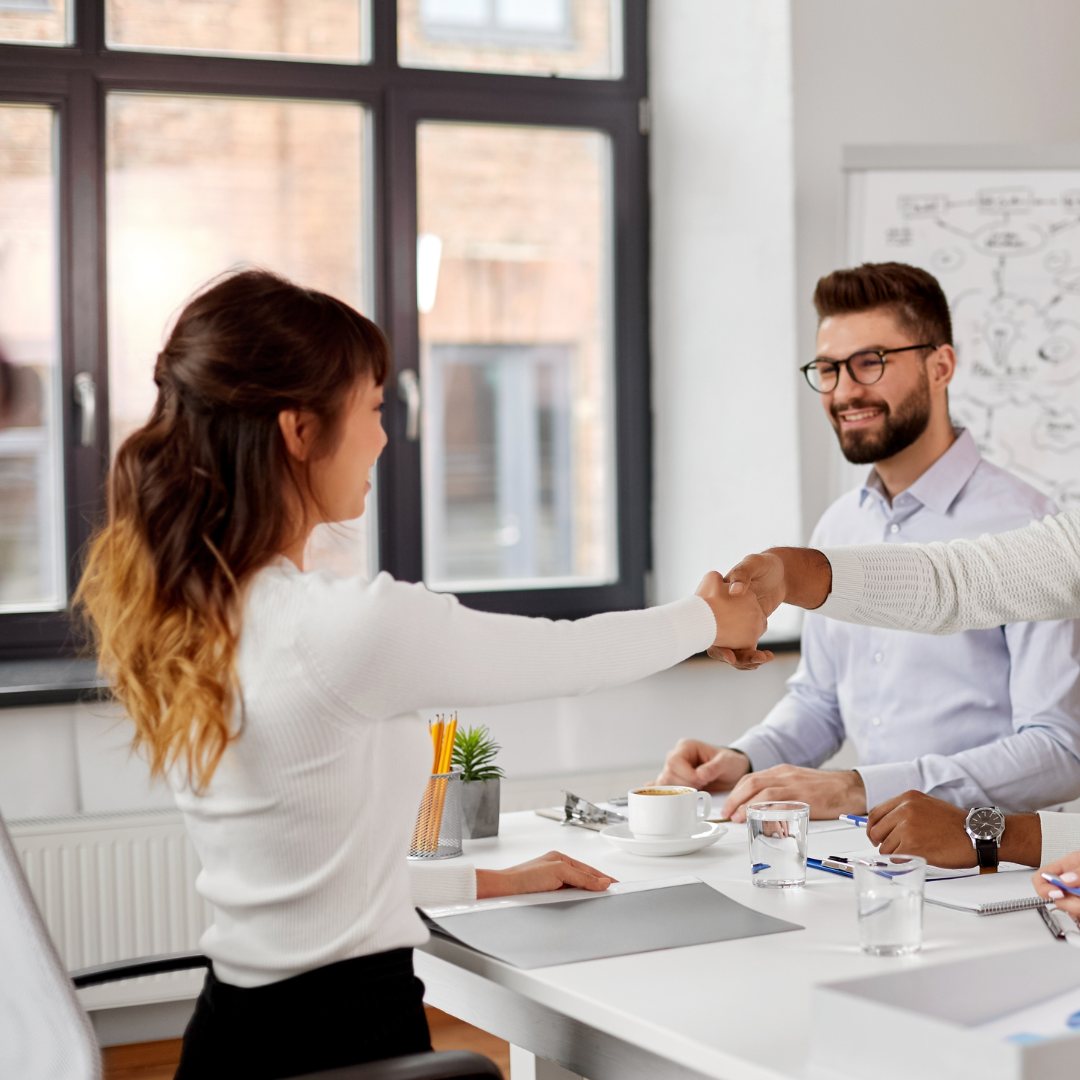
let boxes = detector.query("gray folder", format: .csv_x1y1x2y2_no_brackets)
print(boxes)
424,882,802,968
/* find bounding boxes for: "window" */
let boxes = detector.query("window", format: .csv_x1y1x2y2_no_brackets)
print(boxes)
0,105,64,610
0,0,69,45
106,94,368,452
0,0,647,656
400,0,621,78
106,0,368,62
417,122,616,593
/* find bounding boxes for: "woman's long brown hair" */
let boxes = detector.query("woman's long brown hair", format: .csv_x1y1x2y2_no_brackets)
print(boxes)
76,270,389,791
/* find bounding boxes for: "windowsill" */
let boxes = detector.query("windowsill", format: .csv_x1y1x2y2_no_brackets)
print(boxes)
0,658,108,708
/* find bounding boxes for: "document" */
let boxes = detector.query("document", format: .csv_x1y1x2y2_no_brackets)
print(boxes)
422,877,802,968
975,983,1080,1043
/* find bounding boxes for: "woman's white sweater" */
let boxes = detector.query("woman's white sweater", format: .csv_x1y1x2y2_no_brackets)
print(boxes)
171,560,716,988
818,509,1080,864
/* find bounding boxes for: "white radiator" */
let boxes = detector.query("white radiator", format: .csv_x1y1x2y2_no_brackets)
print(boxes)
7,808,212,1010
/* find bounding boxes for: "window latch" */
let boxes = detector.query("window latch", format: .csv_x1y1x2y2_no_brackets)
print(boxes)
397,369,421,442
73,371,96,448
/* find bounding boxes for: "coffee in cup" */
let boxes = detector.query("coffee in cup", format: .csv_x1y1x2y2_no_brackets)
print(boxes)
628,786,712,838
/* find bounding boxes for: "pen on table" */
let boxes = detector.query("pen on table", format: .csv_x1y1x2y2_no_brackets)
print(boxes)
807,857,853,878
1041,872,1080,897
1037,902,1080,946
838,814,868,827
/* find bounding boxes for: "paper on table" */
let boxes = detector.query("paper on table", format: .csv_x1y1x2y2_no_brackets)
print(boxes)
975,983,1080,1043
422,879,803,969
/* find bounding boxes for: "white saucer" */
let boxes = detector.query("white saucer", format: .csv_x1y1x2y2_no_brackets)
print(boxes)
599,821,728,857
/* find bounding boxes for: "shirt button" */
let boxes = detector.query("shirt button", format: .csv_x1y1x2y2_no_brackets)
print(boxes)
872,716,882,727
889,524,900,534
874,652,883,663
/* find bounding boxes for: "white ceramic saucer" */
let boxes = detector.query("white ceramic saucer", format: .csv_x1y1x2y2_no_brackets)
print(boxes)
599,821,728,857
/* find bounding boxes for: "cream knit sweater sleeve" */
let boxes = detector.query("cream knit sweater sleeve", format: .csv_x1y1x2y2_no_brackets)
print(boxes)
816,509,1080,863
817,509,1080,634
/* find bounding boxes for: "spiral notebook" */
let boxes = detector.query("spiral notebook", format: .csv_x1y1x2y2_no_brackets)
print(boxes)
924,870,1047,915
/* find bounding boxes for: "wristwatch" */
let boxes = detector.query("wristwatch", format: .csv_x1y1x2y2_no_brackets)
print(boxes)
965,806,1005,871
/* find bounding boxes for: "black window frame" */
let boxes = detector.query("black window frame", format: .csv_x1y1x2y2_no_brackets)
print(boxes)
0,0,650,659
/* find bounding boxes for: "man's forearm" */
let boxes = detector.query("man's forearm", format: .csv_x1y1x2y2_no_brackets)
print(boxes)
1001,814,1042,867
767,547,832,610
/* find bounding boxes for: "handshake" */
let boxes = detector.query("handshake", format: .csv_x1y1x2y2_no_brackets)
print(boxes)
697,547,833,670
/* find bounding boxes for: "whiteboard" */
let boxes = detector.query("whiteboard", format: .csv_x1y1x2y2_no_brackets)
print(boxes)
848,153,1080,509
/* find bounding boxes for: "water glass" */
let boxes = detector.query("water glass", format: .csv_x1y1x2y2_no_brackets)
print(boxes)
746,801,809,888
852,855,926,956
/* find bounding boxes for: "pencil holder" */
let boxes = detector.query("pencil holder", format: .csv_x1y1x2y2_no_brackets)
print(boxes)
408,767,463,860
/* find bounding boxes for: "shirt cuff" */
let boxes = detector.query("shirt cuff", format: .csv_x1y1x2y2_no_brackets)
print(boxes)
854,761,921,811
408,859,477,909
1037,810,1080,865
728,732,783,774
816,548,866,622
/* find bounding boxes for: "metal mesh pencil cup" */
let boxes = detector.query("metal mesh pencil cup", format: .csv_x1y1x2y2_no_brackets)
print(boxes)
408,768,463,860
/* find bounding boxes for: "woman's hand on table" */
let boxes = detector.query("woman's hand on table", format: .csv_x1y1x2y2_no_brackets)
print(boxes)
1033,851,1080,921
475,851,617,899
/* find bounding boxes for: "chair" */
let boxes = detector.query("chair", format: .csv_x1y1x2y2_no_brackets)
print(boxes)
1,814,500,1080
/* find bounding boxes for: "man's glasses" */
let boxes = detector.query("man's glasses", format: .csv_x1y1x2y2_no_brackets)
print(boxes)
800,344,937,393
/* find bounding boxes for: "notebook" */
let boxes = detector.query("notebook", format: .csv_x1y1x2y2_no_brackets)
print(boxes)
924,870,1048,915
421,877,802,968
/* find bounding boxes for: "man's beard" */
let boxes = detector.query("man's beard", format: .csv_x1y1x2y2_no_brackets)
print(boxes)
831,367,932,465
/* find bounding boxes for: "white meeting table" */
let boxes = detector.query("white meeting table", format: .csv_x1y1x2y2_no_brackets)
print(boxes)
415,810,1053,1080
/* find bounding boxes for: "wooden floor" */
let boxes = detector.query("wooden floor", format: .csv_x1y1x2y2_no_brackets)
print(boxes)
101,1007,511,1079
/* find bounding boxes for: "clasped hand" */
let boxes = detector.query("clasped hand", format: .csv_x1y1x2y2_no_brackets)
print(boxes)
694,570,769,655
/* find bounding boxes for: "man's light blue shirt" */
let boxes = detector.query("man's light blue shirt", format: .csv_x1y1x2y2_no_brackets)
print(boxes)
731,429,1080,812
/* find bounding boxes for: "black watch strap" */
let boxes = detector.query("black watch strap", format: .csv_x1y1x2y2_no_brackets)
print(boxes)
975,836,999,871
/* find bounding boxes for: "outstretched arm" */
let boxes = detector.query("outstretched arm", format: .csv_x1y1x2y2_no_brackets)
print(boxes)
721,511,1080,647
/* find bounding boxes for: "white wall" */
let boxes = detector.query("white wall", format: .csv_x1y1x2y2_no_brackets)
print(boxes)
791,0,1080,533
649,0,804,639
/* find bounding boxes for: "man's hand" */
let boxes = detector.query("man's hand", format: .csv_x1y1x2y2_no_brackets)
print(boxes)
695,571,768,653
868,791,975,868
720,764,866,823
724,552,789,616
707,549,832,668
475,851,616,898
655,739,751,793
868,791,1043,868
1033,851,1080,921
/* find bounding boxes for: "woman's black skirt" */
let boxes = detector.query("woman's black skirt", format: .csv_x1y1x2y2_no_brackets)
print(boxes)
174,947,432,1080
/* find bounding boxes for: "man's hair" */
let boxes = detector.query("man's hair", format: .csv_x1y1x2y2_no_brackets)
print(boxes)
813,262,953,347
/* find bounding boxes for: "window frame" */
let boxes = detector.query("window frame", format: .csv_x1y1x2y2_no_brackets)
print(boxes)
0,0,649,658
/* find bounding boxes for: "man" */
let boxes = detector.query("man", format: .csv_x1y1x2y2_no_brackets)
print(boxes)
658,262,1080,823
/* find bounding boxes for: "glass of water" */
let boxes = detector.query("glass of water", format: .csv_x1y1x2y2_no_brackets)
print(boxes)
852,855,926,956
746,801,809,888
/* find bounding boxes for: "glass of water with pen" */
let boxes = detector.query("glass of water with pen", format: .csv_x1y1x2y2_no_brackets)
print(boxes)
746,801,809,888
852,854,926,956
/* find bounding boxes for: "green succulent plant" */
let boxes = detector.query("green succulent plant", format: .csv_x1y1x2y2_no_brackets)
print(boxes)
452,724,505,783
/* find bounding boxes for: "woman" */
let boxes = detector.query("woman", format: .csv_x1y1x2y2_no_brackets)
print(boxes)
77,270,764,1079
717,526,1080,924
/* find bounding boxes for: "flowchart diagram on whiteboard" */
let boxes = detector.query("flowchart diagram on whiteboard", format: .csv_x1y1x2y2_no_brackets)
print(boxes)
849,166,1080,508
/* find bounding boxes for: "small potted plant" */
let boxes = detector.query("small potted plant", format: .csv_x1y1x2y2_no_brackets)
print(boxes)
452,724,504,839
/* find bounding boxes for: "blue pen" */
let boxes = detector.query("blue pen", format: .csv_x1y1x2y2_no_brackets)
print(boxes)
1042,872,1080,897
751,863,770,874
838,814,868,827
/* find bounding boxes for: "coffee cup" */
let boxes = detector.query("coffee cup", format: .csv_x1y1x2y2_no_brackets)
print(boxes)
628,786,712,839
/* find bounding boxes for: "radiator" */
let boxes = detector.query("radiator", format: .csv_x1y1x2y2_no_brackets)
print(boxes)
7,808,211,974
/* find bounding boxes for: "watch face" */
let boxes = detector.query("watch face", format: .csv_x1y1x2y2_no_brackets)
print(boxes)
967,806,1005,840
